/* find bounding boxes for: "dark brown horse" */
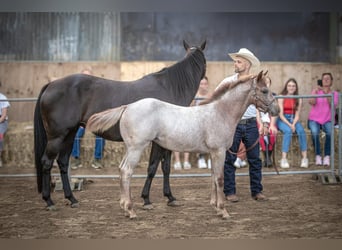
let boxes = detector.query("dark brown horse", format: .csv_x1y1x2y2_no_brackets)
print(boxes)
34,40,206,210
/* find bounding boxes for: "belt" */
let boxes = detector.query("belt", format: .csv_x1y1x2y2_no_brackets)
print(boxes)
238,117,256,125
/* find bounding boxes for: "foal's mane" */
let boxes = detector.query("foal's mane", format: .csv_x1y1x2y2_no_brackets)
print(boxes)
151,48,206,95
200,79,248,105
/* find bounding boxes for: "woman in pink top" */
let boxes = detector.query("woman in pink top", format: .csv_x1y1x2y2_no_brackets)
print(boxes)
308,72,339,166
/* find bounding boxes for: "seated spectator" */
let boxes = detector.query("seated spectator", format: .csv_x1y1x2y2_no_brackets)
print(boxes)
276,78,308,168
308,72,339,166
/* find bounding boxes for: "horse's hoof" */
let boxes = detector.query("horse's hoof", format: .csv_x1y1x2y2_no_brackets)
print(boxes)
71,202,80,208
129,213,137,219
46,205,58,211
167,200,183,207
142,204,154,210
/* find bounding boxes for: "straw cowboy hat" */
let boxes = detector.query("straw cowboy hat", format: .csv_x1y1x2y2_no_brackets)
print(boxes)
228,48,260,68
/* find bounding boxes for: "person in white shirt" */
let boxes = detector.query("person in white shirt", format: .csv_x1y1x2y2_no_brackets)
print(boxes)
216,48,268,202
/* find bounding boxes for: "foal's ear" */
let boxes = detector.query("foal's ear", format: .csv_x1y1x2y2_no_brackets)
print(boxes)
200,40,206,51
183,40,190,50
257,70,264,82
263,70,268,76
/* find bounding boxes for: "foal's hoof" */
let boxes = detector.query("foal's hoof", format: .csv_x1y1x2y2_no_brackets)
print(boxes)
167,200,183,207
142,204,154,210
71,202,80,208
46,205,58,211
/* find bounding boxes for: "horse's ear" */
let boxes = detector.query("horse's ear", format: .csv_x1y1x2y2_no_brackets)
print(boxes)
257,70,264,82
200,40,206,51
263,70,268,76
183,40,190,50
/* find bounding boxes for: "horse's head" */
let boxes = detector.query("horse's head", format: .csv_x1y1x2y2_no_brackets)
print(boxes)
252,71,280,116
183,40,206,54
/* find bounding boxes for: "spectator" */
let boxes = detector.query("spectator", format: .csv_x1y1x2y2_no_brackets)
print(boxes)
233,142,247,168
70,67,105,169
0,91,10,167
217,48,268,202
308,72,338,166
173,151,191,170
276,78,308,168
257,76,278,168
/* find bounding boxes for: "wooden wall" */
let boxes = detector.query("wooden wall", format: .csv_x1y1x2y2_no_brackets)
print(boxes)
0,61,341,123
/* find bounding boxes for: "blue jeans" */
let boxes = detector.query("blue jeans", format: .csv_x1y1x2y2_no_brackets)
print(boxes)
307,120,332,156
223,119,263,197
71,127,105,160
276,114,307,153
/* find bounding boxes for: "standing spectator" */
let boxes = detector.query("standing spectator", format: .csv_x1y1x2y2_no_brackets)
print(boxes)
217,48,269,202
276,78,308,168
194,76,212,169
308,73,339,166
70,67,105,169
257,76,278,168
0,91,10,167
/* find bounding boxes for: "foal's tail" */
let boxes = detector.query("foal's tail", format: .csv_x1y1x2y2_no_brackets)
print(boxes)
34,83,49,193
87,106,127,134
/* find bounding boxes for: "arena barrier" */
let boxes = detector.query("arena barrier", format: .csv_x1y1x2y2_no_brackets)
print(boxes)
0,94,341,184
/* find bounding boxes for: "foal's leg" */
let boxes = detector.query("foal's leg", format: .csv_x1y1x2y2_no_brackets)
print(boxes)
211,151,230,219
120,148,144,219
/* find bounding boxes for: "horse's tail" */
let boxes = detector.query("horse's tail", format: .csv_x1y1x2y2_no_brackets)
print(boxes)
87,106,127,134
34,83,49,193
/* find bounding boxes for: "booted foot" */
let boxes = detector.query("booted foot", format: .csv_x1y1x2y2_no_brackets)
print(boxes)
225,194,239,203
252,193,268,201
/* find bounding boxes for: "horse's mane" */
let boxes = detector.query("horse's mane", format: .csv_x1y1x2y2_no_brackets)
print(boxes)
200,79,248,105
150,49,206,97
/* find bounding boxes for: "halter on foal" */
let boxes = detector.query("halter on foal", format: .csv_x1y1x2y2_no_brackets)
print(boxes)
87,71,279,219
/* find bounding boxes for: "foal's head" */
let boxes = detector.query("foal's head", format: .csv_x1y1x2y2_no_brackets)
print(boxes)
252,71,280,116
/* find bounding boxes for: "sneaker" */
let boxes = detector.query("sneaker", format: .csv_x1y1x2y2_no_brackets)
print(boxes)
198,158,207,169
323,156,330,166
207,159,211,169
71,158,82,170
315,155,322,165
240,160,247,168
233,157,241,168
183,161,192,170
174,161,182,170
280,158,290,168
300,158,309,168
91,159,103,169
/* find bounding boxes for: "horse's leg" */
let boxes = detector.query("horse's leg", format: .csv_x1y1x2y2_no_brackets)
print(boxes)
161,149,180,207
209,162,217,208
211,150,230,219
41,153,56,210
57,152,79,208
120,148,144,219
55,132,79,207
141,143,178,209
